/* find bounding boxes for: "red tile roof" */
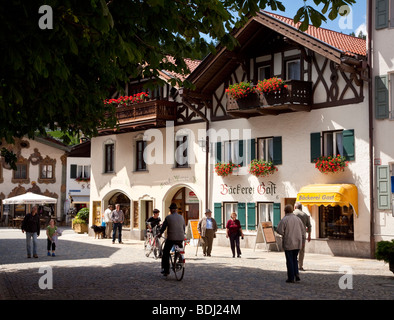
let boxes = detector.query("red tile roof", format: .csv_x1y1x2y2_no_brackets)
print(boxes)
265,12,366,57
159,56,201,83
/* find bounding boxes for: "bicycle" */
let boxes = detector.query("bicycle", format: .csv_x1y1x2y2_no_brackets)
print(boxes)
144,225,162,259
165,238,190,281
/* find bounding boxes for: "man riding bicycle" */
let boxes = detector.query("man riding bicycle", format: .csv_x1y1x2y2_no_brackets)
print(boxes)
158,203,185,277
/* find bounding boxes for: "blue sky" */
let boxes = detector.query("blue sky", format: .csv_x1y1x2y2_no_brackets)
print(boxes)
265,0,367,35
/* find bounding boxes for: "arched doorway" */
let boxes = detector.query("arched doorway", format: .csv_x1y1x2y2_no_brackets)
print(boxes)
169,186,200,225
108,192,131,228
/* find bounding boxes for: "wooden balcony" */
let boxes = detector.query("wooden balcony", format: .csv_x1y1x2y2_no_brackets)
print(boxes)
226,80,313,118
99,99,178,134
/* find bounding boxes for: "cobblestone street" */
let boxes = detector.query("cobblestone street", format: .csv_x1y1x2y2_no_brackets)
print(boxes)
0,228,393,301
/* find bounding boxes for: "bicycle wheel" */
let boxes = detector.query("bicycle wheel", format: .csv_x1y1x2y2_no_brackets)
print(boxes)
172,251,185,281
144,234,153,257
153,237,162,260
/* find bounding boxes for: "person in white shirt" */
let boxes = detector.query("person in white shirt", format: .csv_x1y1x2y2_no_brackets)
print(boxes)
104,205,113,239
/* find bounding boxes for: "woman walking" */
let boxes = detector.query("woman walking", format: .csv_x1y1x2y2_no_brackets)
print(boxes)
226,212,244,258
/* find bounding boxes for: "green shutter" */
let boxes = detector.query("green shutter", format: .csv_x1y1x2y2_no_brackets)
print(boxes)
273,203,281,229
238,140,244,167
247,202,256,230
376,0,389,29
375,75,389,119
215,142,222,163
214,202,222,228
273,136,282,165
342,129,355,161
237,202,246,229
377,165,391,210
70,164,77,179
248,139,256,164
310,132,321,162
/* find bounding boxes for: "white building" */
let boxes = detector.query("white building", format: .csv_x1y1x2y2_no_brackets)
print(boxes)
89,11,375,258
370,0,394,243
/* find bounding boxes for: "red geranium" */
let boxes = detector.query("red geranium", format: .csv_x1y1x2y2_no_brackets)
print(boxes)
104,92,149,106
255,77,287,94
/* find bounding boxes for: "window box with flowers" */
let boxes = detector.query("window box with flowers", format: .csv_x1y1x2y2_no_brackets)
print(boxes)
249,159,278,177
225,82,260,109
314,155,349,174
256,77,288,105
75,177,90,183
104,92,149,106
214,162,241,177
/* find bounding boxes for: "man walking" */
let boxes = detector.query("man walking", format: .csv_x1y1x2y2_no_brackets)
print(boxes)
111,204,124,244
277,204,305,283
21,205,41,258
294,202,311,271
158,203,185,276
198,209,217,256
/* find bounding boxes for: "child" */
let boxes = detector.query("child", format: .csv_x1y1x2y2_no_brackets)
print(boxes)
46,218,58,257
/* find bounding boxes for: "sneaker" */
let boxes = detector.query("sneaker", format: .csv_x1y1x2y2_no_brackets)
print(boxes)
52,253,56,257
47,252,51,256
33,254,38,258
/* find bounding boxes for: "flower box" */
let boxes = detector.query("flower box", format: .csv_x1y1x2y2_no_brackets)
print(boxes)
215,162,240,177
235,92,260,109
314,155,349,174
249,159,278,177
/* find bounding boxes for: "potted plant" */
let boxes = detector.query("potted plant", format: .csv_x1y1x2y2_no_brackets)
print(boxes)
314,155,349,174
214,162,240,177
249,159,278,177
256,77,288,105
225,82,259,109
376,240,394,274
72,207,89,234
104,92,149,106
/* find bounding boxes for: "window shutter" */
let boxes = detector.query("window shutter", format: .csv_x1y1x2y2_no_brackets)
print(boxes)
376,0,389,29
215,142,222,163
248,139,256,164
247,202,256,230
342,129,355,161
310,132,321,162
214,202,222,228
238,140,244,167
377,165,391,209
273,136,282,165
375,75,389,119
273,203,281,229
70,164,77,179
237,202,246,229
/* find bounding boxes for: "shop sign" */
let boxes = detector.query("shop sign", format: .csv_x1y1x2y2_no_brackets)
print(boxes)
160,175,197,188
297,193,336,202
220,181,276,196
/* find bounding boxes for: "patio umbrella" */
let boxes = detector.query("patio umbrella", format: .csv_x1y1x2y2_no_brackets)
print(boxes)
3,192,57,205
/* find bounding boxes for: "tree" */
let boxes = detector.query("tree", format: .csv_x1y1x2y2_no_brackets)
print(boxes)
0,0,356,165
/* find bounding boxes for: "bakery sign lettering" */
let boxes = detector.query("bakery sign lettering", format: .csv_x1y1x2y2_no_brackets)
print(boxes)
220,182,276,196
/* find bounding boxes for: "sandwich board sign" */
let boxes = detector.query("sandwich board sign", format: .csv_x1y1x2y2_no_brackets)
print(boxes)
186,219,201,256
254,221,279,252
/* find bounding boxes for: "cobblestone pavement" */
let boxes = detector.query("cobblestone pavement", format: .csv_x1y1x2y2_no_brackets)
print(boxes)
0,228,393,301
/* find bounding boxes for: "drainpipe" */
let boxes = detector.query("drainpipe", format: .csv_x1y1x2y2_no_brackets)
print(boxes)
367,0,375,258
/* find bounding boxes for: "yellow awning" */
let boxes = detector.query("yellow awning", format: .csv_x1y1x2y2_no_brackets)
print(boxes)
296,184,358,216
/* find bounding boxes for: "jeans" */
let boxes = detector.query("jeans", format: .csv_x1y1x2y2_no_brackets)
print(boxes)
112,223,122,243
26,232,38,256
284,249,300,281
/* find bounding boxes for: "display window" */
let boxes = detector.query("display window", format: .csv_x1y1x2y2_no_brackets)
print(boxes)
319,205,354,240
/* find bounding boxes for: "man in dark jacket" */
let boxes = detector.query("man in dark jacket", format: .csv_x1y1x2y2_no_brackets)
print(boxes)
21,205,41,258
159,203,185,276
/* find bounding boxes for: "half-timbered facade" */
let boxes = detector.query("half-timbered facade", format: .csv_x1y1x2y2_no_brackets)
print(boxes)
90,11,373,257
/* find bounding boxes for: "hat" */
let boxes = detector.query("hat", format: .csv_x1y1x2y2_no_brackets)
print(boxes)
169,203,178,210
205,209,212,214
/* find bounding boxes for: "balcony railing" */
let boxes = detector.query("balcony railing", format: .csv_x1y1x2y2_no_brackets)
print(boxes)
226,80,313,117
99,99,177,134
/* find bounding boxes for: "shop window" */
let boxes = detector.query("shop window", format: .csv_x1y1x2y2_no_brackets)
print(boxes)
136,140,147,171
319,205,354,240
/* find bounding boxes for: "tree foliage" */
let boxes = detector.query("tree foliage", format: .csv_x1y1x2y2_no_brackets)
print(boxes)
0,0,355,148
